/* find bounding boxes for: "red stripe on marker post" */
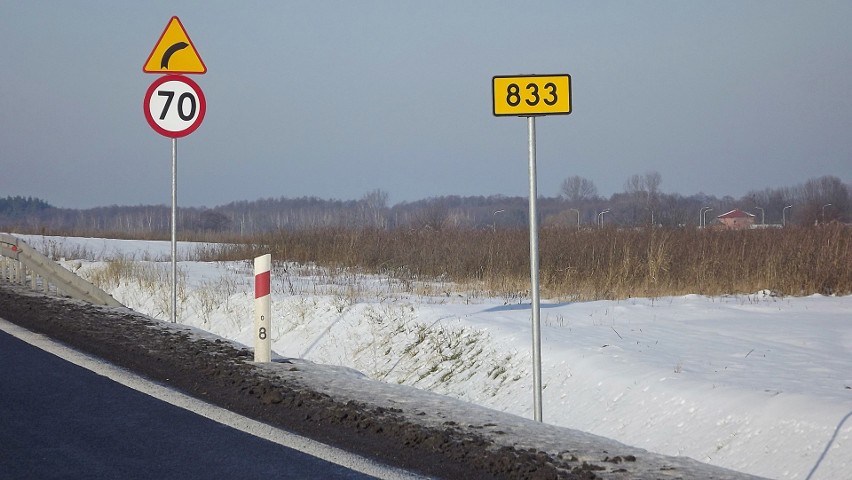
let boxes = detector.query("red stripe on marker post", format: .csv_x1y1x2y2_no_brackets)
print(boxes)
255,270,271,298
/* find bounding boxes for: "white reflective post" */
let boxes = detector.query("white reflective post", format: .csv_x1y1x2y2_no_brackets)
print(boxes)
254,254,272,363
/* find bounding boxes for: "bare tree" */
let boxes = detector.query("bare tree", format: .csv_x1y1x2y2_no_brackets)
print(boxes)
197,211,230,232
798,175,849,224
644,171,662,199
624,174,644,195
622,171,662,225
560,176,598,202
624,171,661,197
359,189,389,228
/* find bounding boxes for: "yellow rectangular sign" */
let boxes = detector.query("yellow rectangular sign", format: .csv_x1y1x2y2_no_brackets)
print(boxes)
492,74,571,116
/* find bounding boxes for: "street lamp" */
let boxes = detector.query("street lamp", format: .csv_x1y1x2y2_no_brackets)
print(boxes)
782,205,793,227
700,206,711,228
598,209,610,227
702,207,713,228
492,209,505,232
822,204,833,224
569,208,580,230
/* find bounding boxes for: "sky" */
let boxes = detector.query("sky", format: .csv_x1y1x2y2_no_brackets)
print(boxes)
1,1,851,209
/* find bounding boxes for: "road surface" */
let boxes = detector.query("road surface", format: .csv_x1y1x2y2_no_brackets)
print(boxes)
0,325,404,479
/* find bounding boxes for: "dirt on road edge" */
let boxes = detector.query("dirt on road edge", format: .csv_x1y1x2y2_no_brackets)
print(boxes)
0,286,764,480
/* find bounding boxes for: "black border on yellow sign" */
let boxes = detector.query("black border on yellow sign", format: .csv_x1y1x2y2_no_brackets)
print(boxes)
492,74,572,117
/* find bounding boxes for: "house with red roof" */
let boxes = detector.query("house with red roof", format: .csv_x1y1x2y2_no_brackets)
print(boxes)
717,209,755,229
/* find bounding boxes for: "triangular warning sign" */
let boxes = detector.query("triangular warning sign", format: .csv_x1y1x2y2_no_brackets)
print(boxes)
143,16,206,74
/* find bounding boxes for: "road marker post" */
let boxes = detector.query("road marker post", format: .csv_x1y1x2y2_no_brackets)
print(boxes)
254,254,272,363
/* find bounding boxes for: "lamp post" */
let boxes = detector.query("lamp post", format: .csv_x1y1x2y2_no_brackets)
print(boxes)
700,206,711,228
569,208,580,230
822,203,833,224
492,209,505,232
598,209,610,227
783,205,792,227
702,207,713,229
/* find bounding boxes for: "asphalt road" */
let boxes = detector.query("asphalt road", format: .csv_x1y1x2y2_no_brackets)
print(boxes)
0,328,379,480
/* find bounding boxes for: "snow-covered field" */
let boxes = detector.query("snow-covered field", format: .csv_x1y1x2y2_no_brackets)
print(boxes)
18,235,852,479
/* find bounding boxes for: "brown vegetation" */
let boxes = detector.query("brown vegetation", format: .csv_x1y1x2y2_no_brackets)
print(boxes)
200,224,852,301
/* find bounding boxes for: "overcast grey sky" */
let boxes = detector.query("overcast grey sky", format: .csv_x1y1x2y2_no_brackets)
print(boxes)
1,1,850,208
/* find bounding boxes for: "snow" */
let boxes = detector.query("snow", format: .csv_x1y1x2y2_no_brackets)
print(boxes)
17,235,852,479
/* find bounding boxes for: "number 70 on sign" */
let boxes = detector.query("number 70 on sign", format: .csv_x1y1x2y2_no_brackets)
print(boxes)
492,74,571,117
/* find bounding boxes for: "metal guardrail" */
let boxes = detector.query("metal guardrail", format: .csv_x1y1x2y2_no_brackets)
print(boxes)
0,233,123,307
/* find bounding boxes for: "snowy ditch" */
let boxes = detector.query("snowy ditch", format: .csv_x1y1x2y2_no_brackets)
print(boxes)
19,235,852,479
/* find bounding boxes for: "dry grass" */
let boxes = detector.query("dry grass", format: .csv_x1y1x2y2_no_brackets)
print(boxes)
198,224,852,300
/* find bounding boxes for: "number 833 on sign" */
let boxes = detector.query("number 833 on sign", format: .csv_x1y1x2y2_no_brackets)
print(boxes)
492,74,571,117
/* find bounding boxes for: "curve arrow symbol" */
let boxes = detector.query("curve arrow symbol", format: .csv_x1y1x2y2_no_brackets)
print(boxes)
160,42,189,69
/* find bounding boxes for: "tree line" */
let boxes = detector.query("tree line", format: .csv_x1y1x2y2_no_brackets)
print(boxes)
1,174,848,236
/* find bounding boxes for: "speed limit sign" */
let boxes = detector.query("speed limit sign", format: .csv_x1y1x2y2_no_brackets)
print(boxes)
144,75,206,138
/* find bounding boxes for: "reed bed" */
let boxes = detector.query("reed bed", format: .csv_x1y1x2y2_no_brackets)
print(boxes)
199,224,852,300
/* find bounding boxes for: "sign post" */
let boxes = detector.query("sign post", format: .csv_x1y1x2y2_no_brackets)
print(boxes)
492,73,571,422
143,16,207,323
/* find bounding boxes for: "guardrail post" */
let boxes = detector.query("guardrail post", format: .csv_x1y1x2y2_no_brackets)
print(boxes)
254,254,272,363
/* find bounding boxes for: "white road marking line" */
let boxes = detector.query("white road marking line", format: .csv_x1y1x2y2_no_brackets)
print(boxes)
0,317,427,480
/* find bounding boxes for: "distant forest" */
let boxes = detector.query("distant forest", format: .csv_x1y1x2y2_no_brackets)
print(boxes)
1,174,848,236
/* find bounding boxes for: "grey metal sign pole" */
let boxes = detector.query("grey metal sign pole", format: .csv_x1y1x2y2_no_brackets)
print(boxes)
171,138,177,324
527,116,543,422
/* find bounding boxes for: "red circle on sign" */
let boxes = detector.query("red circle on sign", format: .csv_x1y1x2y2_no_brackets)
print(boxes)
143,75,206,138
